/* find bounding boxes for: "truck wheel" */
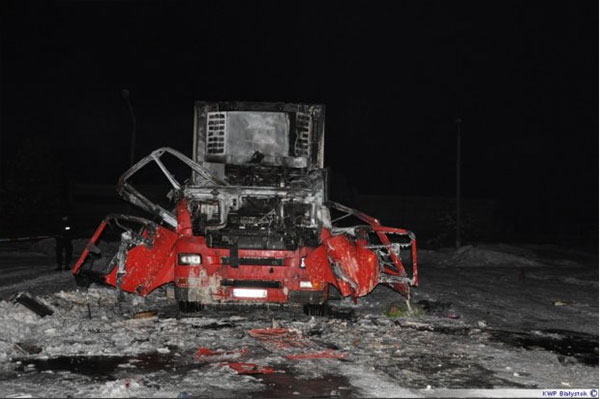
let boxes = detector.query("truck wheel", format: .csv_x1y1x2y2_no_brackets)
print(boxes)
74,274,91,288
178,301,204,313
303,303,327,316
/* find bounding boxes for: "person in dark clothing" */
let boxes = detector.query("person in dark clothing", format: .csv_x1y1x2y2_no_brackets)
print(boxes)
55,215,73,271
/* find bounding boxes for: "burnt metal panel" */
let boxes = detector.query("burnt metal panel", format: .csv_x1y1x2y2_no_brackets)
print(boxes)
11,292,54,317
193,101,325,173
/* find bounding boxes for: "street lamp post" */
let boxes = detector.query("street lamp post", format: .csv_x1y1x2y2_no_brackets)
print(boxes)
455,117,462,249
121,89,136,167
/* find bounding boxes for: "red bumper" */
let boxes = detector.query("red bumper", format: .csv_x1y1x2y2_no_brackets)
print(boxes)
173,236,326,304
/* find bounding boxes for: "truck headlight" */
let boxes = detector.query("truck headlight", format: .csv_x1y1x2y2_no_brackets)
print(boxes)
300,281,313,288
178,253,202,265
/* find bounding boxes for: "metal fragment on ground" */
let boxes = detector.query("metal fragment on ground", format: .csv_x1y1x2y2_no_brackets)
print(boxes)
224,362,278,375
132,310,158,319
285,349,347,360
248,327,309,349
196,347,247,362
10,291,54,317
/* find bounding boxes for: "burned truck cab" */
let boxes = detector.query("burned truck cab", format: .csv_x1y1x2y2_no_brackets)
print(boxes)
174,102,331,306
73,101,417,312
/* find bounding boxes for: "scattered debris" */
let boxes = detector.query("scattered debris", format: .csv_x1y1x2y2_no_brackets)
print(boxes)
249,326,349,362
417,299,451,315
10,292,54,317
553,300,568,307
196,347,247,362
393,319,434,331
98,378,142,397
0,240,598,396
285,349,347,360
384,301,423,317
225,362,278,375
14,342,42,355
487,329,599,366
324,306,356,320
195,322,234,330
196,348,222,357
249,328,309,350
447,311,461,319
416,299,461,319
133,310,158,319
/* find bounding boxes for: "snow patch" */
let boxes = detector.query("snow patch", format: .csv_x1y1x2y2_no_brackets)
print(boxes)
0,301,43,362
96,378,145,398
448,245,544,267
340,363,420,397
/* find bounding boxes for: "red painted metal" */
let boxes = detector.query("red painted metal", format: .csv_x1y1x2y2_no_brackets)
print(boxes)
173,235,321,303
73,217,178,296
171,200,325,303
248,328,309,349
104,204,186,295
197,347,222,357
305,231,379,298
304,204,419,299
175,199,193,236
72,218,109,274
371,225,419,287
74,197,416,304
107,226,177,295
250,327,347,360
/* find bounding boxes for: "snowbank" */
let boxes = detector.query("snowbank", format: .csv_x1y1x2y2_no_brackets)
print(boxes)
446,245,544,267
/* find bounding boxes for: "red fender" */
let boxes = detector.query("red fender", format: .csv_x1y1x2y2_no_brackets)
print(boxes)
77,200,193,296
104,226,178,296
107,200,193,295
305,229,379,299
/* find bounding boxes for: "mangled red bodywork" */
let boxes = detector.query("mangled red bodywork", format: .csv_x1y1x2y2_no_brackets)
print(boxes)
74,197,417,304
73,102,417,309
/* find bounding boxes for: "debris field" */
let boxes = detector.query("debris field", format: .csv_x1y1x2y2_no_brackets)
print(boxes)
0,243,597,397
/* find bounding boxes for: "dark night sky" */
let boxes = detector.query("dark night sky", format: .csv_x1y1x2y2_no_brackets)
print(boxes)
0,1,598,237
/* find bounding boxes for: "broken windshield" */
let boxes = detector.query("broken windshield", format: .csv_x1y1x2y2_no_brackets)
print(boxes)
225,112,290,162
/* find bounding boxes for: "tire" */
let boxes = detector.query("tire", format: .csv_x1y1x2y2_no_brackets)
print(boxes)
74,274,91,288
303,303,327,316
177,301,204,313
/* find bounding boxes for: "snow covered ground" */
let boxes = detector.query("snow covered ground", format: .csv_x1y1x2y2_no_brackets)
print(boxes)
0,242,597,397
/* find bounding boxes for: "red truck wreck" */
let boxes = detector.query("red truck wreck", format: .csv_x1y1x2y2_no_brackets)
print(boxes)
73,102,418,312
